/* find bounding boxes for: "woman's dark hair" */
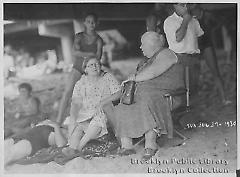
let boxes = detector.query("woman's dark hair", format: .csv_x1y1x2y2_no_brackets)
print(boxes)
83,12,98,22
18,83,32,93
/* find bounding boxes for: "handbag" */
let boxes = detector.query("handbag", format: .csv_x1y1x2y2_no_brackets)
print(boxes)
120,80,136,105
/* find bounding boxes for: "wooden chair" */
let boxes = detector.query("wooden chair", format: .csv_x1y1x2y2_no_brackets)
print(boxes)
164,65,190,141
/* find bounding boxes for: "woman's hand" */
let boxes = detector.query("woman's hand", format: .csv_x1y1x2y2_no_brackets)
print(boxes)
121,79,129,86
121,74,136,86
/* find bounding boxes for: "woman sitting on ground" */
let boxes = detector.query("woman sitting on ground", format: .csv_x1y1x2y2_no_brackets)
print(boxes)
5,83,42,138
105,32,184,160
62,57,121,157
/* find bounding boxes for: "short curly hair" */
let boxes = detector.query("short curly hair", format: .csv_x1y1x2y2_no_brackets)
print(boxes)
18,83,32,93
82,57,100,74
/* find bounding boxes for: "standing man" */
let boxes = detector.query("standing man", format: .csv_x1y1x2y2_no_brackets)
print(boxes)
163,3,204,97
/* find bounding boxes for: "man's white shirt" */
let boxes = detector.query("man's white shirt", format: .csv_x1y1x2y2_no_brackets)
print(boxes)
164,12,204,54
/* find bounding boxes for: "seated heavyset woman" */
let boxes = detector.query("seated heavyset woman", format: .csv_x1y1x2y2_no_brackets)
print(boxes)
62,57,121,156
105,32,184,160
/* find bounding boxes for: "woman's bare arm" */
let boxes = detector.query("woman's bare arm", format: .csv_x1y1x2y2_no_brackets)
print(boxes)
95,37,104,60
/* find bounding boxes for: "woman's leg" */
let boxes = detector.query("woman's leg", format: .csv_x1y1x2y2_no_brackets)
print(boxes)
118,137,136,156
4,139,32,165
120,137,133,149
142,130,158,160
77,124,101,151
144,129,158,150
69,125,84,149
62,124,84,155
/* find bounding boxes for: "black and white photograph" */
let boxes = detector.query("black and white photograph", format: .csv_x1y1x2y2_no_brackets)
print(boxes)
2,2,238,175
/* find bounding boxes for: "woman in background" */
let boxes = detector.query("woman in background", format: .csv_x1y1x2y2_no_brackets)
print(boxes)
5,83,41,138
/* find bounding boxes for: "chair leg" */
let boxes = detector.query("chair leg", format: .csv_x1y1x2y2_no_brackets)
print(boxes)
133,136,145,147
174,129,188,141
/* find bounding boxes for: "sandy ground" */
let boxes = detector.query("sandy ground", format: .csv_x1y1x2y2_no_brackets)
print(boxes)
4,54,237,174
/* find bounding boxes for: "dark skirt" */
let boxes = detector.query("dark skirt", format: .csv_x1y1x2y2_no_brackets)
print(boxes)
115,88,173,138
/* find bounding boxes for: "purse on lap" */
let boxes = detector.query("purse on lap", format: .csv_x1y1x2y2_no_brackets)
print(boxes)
119,49,163,105
120,81,136,105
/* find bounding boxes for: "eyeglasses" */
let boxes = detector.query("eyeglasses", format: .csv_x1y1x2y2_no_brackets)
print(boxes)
86,63,100,68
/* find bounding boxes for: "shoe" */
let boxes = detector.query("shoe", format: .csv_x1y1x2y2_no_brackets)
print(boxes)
142,148,158,161
118,148,136,156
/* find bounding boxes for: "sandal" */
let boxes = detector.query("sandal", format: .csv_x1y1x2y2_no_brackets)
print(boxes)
142,148,158,161
118,148,136,156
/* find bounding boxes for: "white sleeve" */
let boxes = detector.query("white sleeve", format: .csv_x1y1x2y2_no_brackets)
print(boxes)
164,18,179,45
